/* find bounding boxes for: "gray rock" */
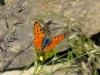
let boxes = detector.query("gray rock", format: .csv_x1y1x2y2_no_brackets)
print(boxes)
0,0,100,74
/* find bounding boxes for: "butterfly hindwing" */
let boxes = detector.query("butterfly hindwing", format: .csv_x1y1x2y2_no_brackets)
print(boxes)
33,22,46,38
33,37,44,51
43,34,66,52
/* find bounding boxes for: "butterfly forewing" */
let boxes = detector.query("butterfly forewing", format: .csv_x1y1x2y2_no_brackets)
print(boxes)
52,34,66,44
33,22,46,38
43,34,66,52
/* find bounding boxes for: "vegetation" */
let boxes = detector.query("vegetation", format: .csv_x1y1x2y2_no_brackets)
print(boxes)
0,0,100,75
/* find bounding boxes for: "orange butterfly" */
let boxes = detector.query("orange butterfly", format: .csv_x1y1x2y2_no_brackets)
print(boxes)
33,22,66,52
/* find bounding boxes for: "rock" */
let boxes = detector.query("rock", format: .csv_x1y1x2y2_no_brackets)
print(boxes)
2,63,79,75
0,0,100,73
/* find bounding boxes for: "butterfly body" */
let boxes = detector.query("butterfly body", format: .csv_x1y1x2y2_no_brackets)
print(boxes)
33,22,66,52
42,37,51,51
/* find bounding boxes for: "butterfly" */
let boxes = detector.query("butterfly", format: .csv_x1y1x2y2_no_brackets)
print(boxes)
33,21,66,52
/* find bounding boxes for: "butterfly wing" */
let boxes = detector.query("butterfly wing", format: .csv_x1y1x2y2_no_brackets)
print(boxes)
33,22,46,51
33,37,43,51
43,34,66,52
33,22,46,38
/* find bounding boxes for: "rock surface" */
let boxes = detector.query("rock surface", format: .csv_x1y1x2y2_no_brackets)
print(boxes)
0,0,100,75
2,63,80,75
